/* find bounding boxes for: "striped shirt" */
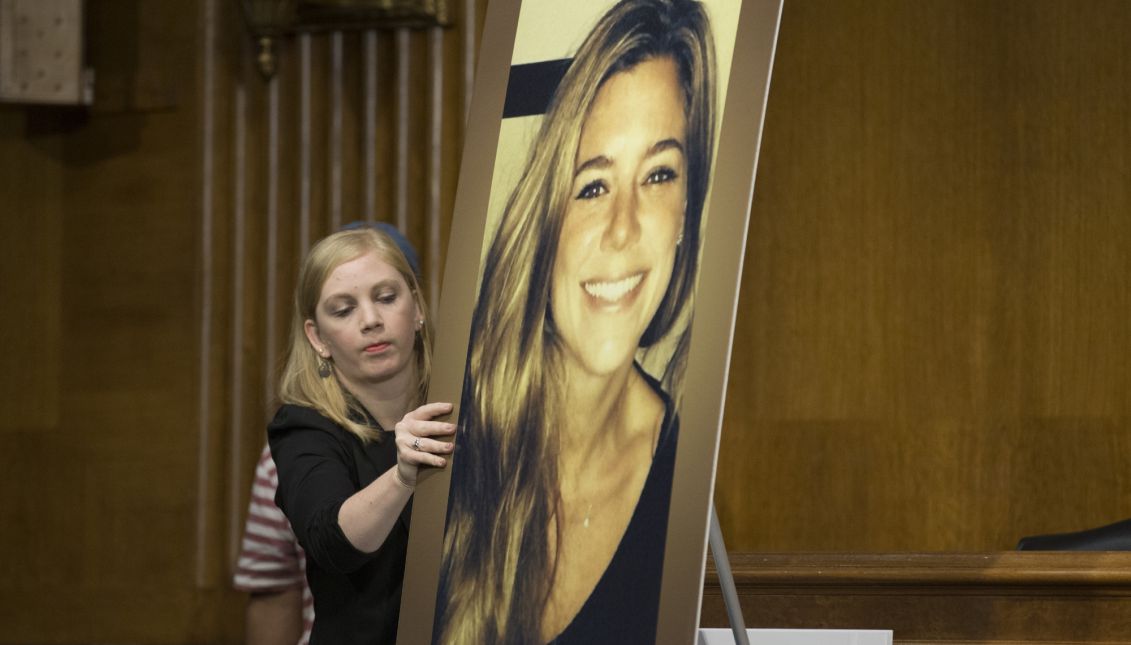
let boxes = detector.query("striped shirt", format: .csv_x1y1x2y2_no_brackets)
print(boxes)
233,444,314,645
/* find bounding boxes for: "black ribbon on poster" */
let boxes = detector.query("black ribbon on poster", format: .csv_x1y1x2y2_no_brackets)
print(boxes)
502,58,572,118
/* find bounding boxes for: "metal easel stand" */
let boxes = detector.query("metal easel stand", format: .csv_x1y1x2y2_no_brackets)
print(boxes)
708,503,749,645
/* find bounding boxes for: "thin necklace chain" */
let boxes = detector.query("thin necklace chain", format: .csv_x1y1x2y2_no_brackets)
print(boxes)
569,395,662,531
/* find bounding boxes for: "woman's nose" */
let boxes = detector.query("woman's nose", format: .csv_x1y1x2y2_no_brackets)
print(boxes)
601,188,642,251
360,302,383,331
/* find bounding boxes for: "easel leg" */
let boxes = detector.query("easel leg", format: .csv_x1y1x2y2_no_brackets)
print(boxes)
709,503,749,645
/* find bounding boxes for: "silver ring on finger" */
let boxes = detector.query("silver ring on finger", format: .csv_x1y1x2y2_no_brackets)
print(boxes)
412,438,421,451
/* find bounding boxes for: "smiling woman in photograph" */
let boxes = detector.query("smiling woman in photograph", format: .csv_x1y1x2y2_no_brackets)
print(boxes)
434,0,717,642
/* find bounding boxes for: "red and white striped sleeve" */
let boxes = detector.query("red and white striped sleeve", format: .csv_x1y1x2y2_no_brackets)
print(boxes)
233,444,315,644
233,444,306,591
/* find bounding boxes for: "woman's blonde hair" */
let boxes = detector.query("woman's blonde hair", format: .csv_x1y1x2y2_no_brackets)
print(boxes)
278,226,432,442
435,0,716,641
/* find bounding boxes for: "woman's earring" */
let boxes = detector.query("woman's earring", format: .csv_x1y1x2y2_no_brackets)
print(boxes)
416,319,424,331
318,355,332,378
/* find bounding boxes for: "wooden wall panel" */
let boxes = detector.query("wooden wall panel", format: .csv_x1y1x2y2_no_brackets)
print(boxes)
700,553,1131,642
186,8,482,623
0,106,67,635
0,109,63,429
202,2,483,570
0,1,247,640
1,0,480,641
716,0,1131,551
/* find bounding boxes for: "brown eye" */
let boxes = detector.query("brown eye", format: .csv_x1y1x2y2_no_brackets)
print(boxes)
644,167,678,185
576,180,608,200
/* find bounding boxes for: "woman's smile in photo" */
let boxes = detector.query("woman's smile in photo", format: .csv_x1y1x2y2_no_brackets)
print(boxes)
552,56,688,378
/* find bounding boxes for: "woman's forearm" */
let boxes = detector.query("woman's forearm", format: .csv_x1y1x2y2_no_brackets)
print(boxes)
336,468,414,553
245,587,304,645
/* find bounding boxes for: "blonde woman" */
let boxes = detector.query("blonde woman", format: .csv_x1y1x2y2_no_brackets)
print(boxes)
436,0,717,642
269,226,453,644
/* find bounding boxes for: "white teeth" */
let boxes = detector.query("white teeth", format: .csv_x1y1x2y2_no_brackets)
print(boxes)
583,273,643,302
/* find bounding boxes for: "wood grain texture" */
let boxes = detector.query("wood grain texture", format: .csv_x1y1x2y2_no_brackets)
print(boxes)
0,0,477,641
701,553,1131,643
203,6,480,639
0,109,63,429
716,0,1131,552
1,1,236,640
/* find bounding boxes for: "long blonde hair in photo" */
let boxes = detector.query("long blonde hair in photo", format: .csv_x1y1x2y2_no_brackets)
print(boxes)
435,0,716,641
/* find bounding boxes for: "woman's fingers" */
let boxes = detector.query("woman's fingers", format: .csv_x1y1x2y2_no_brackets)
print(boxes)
401,419,457,437
395,401,456,474
411,436,454,455
395,429,452,466
421,453,448,468
400,439,448,468
395,403,455,436
403,401,453,421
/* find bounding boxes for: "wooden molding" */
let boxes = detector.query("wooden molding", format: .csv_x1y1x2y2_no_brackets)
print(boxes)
701,552,1131,643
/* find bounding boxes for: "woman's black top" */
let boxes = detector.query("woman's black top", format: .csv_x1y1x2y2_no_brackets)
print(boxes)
268,404,411,645
548,369,680,645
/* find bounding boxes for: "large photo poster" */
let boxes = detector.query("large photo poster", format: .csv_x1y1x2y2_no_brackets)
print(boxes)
399,0,782,642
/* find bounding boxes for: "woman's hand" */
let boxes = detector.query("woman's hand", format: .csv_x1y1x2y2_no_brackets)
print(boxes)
394,401,455,487
335,402,455,553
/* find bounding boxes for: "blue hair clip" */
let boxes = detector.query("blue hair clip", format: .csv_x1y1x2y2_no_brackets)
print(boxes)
341,220,422,278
